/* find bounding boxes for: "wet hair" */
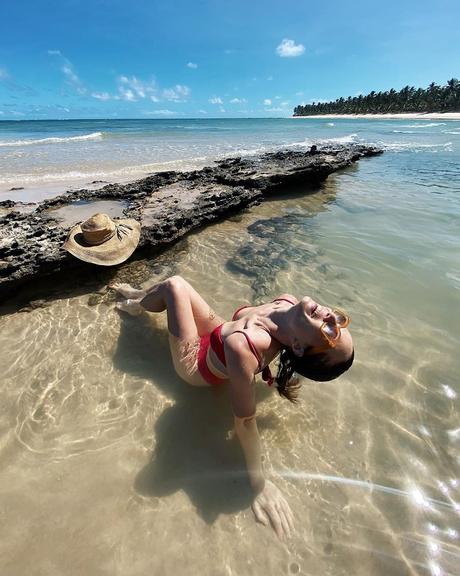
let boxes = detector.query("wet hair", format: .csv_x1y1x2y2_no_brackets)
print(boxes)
275,347,355,403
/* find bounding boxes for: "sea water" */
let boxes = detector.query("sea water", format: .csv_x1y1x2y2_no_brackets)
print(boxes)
0,118,459,575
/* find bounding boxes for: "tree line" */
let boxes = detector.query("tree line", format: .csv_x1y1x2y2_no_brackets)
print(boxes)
293,79,460,115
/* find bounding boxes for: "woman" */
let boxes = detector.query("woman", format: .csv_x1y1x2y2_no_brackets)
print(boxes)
111,275,354,539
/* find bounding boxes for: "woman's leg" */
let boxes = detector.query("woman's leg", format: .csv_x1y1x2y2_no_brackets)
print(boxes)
109,283,147,299
113,276,224,385
113,276,223,336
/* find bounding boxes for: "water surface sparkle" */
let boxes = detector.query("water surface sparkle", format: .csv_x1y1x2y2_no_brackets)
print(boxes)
0,118,459,575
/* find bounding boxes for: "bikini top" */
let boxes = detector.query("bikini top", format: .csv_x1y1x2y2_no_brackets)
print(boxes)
209,297,297,385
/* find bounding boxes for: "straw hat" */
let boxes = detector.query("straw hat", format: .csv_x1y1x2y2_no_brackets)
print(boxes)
63,213,141,266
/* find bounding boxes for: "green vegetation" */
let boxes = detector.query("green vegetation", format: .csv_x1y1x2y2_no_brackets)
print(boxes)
293,79,460,116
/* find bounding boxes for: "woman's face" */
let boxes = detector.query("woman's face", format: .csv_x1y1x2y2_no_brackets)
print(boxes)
292,297,353,363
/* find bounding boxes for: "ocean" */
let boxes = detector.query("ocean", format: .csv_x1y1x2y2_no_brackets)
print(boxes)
0,117,459,575
0,117,457,197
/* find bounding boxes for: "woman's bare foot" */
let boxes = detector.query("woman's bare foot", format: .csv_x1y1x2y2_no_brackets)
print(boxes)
110,282,146,299
115,299,144,316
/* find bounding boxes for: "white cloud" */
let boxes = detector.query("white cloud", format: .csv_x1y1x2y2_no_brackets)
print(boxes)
264,107,288,113
267,75,273,81
62,64,87,94
187,62,198,69
276,38,305,58
47,54,191,105
295,91,304,96
219,107,226,113
146,109,175,115
0,110,4,115
93,76,191,104
117,75,157,100
48,50,87,95
209,96,223,105
162,84,190,101
119,88,136,101
230,97,247,104
263,99,272,105
198,109,207,114
92,91,111,101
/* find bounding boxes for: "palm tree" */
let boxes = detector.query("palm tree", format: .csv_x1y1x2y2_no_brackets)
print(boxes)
292,79,460,115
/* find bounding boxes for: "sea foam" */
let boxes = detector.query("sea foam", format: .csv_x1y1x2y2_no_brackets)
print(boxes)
399,123,446,128
0,132,104,147
383,141,453,152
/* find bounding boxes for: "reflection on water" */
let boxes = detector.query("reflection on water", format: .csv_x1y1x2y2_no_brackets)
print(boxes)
48,199,128,228
0,151,459,575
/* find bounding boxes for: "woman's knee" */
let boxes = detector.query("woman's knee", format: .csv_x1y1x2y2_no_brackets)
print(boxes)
164,275,188,299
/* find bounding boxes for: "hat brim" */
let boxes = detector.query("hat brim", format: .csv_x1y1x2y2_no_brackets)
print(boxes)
63,218,141,266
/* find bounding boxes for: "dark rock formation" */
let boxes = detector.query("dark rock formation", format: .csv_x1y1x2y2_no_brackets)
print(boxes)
0,144,382,299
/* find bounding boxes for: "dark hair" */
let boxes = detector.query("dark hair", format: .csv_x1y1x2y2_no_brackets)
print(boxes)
275,347,355,403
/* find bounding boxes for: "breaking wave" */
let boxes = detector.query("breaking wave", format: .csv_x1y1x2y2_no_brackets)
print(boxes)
0,132,104,147
383,141,453,152
321,133,358,144
399,123,446,128
286,134,359,148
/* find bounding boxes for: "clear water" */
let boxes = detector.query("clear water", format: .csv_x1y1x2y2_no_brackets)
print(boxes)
0,118,459,575
0,117,457,196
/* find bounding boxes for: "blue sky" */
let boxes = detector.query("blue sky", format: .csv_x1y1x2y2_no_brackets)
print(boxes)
0,0,458,119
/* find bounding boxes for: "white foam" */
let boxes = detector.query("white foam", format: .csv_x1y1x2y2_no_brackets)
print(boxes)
399,123,446,128
321,133,358,144
0,156,211,187
288,134,359,148
382,141,452,152
0,132,104,147
443,130,460,135
392,130,417,134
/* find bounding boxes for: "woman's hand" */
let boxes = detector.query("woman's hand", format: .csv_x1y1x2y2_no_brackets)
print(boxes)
252,480,294,540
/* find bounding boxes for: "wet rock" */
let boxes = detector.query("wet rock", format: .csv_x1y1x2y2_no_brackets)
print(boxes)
87,294,103,306
0,144,383,300
18,298,51,313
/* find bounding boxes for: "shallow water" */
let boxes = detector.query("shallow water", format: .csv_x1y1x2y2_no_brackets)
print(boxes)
1,120,460,575
48,199,128,228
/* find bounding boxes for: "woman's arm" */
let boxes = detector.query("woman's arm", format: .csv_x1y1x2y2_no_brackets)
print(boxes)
234,414,264,493
225,333,294,539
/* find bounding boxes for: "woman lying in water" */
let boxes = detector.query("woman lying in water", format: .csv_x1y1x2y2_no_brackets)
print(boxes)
111,275,354,539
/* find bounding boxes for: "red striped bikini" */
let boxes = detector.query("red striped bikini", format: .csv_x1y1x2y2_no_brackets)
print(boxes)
197,297,297,386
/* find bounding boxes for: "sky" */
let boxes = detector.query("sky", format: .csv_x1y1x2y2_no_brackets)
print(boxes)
0,0,458,120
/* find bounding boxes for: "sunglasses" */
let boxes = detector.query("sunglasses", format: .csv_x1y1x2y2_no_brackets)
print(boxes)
320,309,350,348
302,308,352,356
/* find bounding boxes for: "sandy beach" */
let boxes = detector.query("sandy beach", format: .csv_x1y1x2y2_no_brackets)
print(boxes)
292,112,460,120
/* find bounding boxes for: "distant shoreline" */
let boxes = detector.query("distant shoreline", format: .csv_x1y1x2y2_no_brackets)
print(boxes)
292,112,460,120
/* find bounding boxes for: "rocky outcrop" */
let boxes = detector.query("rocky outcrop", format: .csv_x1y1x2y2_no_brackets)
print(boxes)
0,144,382,299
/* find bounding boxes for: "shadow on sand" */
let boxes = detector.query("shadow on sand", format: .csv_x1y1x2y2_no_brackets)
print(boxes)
112,311,277,524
